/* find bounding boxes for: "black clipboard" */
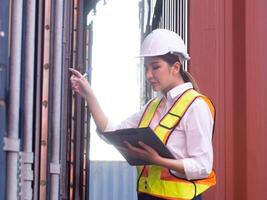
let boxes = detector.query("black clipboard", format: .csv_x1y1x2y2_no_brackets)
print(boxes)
102,127,175,166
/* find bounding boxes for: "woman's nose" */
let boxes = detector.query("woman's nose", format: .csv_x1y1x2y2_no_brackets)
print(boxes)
146,68,153,80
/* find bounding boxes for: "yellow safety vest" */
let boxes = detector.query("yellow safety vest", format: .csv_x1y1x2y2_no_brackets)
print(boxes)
137,89,216,200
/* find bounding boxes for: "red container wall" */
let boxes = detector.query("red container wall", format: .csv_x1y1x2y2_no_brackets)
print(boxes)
188,0,267,199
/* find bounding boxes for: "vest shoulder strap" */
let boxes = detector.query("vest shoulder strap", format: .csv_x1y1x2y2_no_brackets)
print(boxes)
159,89,213,129
139,89,215,130
139,98,161,128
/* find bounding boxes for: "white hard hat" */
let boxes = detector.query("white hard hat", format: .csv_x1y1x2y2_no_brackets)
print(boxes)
139,29,190,63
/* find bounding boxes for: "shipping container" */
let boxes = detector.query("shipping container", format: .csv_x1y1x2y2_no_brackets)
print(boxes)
189,0,267,199
89,161,137,200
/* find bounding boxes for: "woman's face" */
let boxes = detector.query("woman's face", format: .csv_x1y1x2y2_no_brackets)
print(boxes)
144,57,182,94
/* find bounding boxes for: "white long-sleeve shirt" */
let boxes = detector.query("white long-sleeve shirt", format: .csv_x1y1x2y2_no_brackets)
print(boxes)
102,82,214,180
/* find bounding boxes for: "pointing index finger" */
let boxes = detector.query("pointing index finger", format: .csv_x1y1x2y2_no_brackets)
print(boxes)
68,68,82,78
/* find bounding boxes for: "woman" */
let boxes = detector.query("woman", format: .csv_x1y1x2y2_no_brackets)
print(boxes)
70,29,216,200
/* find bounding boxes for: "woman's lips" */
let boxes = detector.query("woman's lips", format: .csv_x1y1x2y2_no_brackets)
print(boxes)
150,81,159,87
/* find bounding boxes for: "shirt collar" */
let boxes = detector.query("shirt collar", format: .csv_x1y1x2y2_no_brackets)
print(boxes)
161,82,193,101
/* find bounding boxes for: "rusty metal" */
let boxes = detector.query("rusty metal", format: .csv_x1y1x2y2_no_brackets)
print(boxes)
69,0,79,198
60,0,73,198
1,0,95,199
39,0,52,199
74,0,88,198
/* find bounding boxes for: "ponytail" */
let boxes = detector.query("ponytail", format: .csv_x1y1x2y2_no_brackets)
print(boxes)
180,69,200,92
158,53,200,92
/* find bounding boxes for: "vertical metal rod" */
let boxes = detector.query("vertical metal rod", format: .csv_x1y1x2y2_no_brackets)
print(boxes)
22,0,36,199
174,0,175,32
173,0,175,31
185,0,188,45
61,0,72,198
74,0,85,198
33,0,43,199
182,0,184,39
165,0,167,28
171,0,173,31
50,0,63,199
169,0,173,30
69,0,79,198
23,0,36,155
83,26,91,200
180,0,183,38
39,0,51,199
164,0,166,28
162,0,164,28
178,0,181,35
6,0,23,199
0,0,9,199
166,0,170,29
176,0,178,32
165,0,166,28
184,0,188,70
86,24,94,200
169,0,171,29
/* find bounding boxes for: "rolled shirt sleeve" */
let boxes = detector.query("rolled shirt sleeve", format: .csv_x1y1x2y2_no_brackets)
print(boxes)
181,98,214,180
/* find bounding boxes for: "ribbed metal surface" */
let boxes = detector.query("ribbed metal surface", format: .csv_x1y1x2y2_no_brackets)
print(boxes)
160,0,188,69
1,0,94,199
189,0,267,199
154,0,188,47
89,161,137,200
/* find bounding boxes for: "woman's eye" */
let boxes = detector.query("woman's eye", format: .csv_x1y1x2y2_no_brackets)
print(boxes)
152,66,160,70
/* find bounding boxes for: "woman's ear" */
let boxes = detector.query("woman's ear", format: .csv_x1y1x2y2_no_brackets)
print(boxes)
172,61,181,75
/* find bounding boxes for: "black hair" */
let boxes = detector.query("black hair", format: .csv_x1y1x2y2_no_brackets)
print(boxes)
157,53,200,92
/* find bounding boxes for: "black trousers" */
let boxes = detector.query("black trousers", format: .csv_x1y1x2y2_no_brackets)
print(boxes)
138,193,202,200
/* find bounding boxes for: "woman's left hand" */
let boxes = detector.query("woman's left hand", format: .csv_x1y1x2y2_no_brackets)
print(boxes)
122,141,185,175
123,141,162,165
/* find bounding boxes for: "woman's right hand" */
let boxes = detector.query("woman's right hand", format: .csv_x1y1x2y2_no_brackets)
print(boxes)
69,68,108,131
69,68,92,99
